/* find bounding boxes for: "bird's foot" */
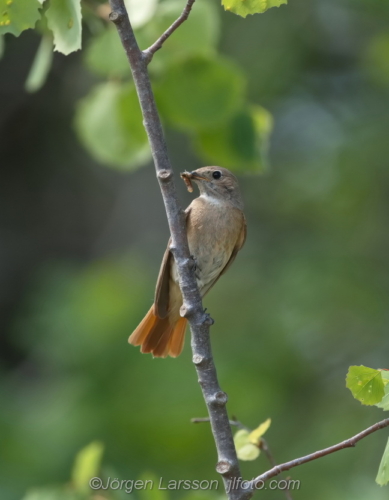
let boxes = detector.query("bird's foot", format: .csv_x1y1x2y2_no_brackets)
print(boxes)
189,255,198,271
203,311,214,326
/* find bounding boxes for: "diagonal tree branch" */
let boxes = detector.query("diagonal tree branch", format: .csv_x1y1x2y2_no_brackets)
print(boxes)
143,0,196,64
107,2,248,500
250,418,389,488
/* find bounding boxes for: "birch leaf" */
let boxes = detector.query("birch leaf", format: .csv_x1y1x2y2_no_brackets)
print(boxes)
0,0,41,37
46,0,82,55
249,418,271,444
222,0,287,18
376,438,389,486
346,365,385,406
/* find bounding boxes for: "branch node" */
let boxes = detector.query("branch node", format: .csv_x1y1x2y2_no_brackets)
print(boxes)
211,391,228,406
142,50,152,64
109,10,121,23
158,169,173,181
180,303,195,318
192,354,205,365
216,460,233,475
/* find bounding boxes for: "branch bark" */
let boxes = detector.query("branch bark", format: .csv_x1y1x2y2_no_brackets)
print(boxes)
249,418,389,488
107,2,247,499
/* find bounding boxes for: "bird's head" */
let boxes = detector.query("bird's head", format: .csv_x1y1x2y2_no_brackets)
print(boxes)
181,166,243,210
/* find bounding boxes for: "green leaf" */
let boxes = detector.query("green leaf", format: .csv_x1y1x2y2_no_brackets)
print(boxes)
195,105,272,172
233,429,260,461
238,443,260,460
222,0,287,18
346,366,385,406
376,437,389,486
234,429,251,449
25,35,53,93
85,26,131,78
74,81,151,170
141,0,220,66
71,441,104,492
124,0,158,29
46,0,81,55
377,389,389,411
377,371,389,411
249,418,271,444
156,55,245,131
0,0,42,37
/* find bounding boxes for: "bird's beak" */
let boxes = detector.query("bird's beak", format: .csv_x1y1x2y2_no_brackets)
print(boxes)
182,171,208,181
180,170,209,193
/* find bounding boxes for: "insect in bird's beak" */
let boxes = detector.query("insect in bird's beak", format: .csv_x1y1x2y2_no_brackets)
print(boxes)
180,171,194,192
180,171,209,192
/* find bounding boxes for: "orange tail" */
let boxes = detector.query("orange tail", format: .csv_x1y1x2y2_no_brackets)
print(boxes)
129,306,187,358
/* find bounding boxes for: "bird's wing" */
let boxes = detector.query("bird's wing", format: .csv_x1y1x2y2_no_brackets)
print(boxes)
200,213,247,297
154,207,192,318
220,213,247,276
153,240,172,318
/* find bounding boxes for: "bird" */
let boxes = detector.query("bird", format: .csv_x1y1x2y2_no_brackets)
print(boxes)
129,166,246,358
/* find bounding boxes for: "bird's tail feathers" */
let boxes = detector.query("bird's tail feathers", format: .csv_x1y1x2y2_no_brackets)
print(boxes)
129,306,187,358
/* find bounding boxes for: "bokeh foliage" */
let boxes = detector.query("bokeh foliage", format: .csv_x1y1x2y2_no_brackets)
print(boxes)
2,0,274,172
75,0,272,172
1,0,389,500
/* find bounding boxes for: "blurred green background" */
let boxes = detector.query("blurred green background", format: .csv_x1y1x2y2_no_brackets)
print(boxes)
1,0,389,499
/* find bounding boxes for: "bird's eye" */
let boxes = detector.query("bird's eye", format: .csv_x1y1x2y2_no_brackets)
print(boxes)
212,171,222,180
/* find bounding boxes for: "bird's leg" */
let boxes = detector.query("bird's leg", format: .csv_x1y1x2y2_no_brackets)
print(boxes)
189,254,203,280
189,254,198,271
203,308,215,325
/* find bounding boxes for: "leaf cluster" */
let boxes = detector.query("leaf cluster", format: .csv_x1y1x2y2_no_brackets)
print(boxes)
0,0,283,173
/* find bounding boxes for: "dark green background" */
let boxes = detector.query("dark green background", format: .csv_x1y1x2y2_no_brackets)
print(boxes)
1,0,389,499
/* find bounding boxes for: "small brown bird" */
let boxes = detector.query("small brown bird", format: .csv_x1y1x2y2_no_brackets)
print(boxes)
129,166,246,358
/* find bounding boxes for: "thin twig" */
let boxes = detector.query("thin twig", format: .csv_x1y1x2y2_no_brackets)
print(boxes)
259,439,293,500
192,417,251,432
250,418,389,488
143,0,196,64
107,2,248,500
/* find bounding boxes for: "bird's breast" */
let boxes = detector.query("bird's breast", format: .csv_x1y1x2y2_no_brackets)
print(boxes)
171,196,243,293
